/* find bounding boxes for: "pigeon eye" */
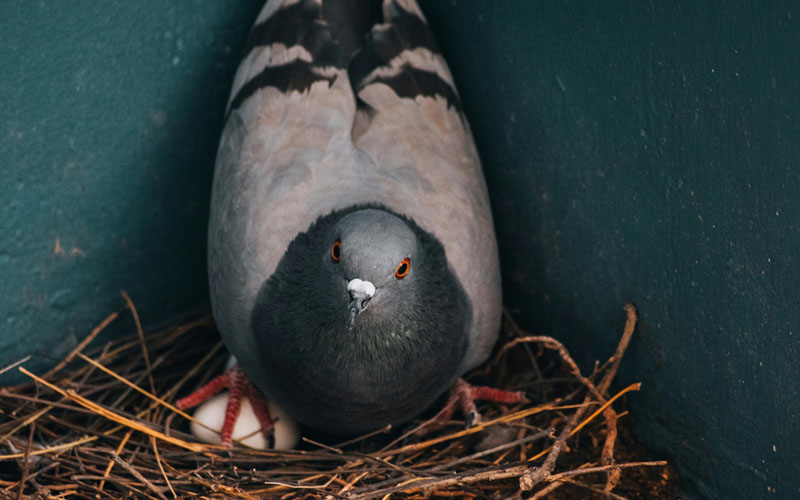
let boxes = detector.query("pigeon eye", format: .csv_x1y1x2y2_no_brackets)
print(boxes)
395,258,410,279
331,240,341,261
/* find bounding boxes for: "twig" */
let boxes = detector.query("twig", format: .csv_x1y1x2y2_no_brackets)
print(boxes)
598,303,638,397
350,462,534,499
525,383,640,466
16,422,35,500
529,481,565,499
519,412,576,490
3,460,60,491
494,332,605,402
76,352,216,434
110,451,168,500
0,435,97,460
547,460,667,482
18,367,210,452
555,477,630,499
0,405,53,444
602,407,621,491
99,428,133,491
120,291,157,399
151,436,177,498
333,424,392,448
376,402,583,457
42,309,121,379
0,356,31,377
515,305,638,492
429,427,553,472
598,305,637,492
160,339,224,402
302,437,344,454
338,471,369,495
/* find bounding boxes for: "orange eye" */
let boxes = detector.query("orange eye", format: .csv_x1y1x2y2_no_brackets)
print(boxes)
331,240,341,261
395,258,410,279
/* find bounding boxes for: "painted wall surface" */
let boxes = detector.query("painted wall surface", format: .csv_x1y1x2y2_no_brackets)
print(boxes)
422,2,800,498
2,1,799,498
1,1,263,376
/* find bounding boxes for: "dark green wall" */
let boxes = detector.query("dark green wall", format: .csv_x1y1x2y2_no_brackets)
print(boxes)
1,1,263,375
422,2,800,498
2,2,798,498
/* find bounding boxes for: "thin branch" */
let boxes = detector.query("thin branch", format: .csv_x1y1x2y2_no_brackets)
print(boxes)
42,309,121,379
110,451,168,500
120,291,157,400
16,422,35,500
548,460,668,482
598,304,638,397
0,356,31,377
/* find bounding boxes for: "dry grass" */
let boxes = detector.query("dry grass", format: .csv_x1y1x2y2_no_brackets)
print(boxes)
0,297,677,499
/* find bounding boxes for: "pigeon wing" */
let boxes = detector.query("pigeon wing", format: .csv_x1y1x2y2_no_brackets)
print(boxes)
209,0,501,377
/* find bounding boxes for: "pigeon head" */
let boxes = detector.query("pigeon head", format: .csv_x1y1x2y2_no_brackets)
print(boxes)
335,209,419,329
250,205,469,434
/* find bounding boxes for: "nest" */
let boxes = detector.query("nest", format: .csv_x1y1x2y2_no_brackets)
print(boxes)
0,294,677,499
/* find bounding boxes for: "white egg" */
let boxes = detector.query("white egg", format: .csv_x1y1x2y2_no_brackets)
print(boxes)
189,393,301,450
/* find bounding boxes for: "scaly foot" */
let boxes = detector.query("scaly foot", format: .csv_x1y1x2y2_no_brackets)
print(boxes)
176,365,274,448
420,378,531,433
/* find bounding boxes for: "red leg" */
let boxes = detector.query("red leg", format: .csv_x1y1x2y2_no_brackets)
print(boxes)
175,372,232,410
245,382,275,436
416,389,461,434
218,368,246,448
469,384,529,405
176,366,274,449
420,378,530,434
454,378,482,426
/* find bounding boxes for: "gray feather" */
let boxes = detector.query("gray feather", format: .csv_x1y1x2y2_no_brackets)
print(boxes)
208,0,501,430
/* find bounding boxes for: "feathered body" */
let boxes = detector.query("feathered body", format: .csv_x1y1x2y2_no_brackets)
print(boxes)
208,0,501,433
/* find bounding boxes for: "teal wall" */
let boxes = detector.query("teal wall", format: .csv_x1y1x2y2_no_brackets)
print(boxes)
422,2,800,498
2,2,799,498
1,1,262,373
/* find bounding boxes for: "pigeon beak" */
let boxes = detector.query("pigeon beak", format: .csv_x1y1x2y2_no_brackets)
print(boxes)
347,278,375,318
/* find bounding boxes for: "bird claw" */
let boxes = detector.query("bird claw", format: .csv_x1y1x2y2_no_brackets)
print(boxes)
464,410,481,429
418,378,528,435
175,366,274,449
524,390,542,405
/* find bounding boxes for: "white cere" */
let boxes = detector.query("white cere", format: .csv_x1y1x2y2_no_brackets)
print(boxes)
347,278,376,298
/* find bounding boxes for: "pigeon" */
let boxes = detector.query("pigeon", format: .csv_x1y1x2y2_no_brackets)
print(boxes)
177,0,529,445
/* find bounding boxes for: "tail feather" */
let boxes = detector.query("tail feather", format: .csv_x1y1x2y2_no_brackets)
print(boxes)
352,0,462,111
226,0,345,115
226,0,461,116
322,0,383,60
